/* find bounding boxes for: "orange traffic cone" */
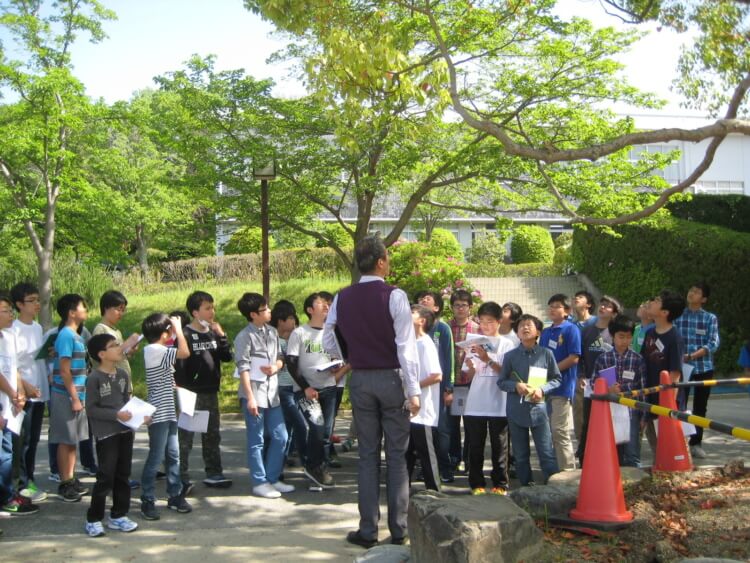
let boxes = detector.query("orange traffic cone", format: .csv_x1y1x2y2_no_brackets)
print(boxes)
653,370,692,472
569,377,633,523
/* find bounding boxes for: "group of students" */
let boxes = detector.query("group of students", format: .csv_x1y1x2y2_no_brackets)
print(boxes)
0,277,739,537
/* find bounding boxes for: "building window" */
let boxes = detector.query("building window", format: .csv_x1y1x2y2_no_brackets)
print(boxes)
693,181,745,195
628,144,681,182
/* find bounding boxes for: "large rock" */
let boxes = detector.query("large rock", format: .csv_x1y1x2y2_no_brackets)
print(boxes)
508,483,578,519
355,545,411,563
547,467,649,488
408,490,543,563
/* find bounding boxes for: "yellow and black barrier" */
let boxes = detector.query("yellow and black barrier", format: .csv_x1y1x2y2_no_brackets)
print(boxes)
590,392,750,443
616,377,750,399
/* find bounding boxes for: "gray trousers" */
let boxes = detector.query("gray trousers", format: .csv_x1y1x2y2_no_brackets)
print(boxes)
349,369,411,541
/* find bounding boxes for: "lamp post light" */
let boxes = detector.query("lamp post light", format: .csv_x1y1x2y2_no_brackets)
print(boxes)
252,161,276,302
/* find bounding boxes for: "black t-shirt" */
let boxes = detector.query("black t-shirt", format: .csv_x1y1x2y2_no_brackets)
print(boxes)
640,326,683,403
581,324,611,380
174,325,233,393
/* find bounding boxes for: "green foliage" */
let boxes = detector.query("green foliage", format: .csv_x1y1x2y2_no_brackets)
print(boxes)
419,228,463,259
223,226,276,255
386,240,473,301
464,262,563,278
465,231,507,266
510,225,555,264
315,223,352,249
573,218,750,374
667,194,750,233
554,232,574,248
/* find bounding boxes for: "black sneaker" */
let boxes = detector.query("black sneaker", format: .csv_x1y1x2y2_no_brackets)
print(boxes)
202,474,232,488
2,494,40,515
73,478,89,496
58,480,83,503
181,481,195,497
440,473,455,484
346,530,378,549
167,495,192,513
140,499,160,521
156,471,167,480
304,465,335,489
327,459,343,469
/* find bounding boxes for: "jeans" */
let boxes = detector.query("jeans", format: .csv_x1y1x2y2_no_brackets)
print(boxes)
12,401,45,485
141,420,181,501
508,418,559,486
241,399,287,486
0,428,14,505
278,386,308,464
618,410,642,468
295,386,337,470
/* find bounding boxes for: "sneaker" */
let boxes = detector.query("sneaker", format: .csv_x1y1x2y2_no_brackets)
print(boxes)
107,515,138,532
2,494,39,515
252,483,281,499
156,470,167,480
73,478,90,496
167,495,192,513
271,481,295,494
19,481,48,502
304,465,335,489
471,487,486,495
82,466,98,477
691,445,707,459
341,438,356,452
84,521,106,537
140,499,160,521
440,473,455,484
490,486,508,496
58,480,83,503
203,474,232,488
327,459,342,469
48,472,61,483
129,479,141,490
346,530,378,549
181,481,195,497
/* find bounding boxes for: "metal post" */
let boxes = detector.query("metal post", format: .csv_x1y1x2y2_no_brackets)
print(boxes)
261,178,270,302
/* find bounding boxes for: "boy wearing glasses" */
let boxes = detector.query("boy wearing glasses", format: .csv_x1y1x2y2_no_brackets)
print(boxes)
92,291,138,378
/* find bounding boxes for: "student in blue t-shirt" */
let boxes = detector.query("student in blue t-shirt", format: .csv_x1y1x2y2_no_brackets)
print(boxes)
540,294,581,472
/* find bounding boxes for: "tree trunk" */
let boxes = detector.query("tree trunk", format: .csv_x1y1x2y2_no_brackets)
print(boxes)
135,224,149,276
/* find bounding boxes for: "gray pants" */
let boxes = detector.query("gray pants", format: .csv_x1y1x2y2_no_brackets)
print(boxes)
349,369,411,541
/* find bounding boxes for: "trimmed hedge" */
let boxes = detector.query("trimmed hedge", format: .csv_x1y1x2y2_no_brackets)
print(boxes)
667,194,750,233
160,247,351,283
464,262,563,277
510,225,555,264
573,217,750,374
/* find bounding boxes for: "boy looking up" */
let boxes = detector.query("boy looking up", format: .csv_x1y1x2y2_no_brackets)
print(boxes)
10,283,48,502
592,315,645,467
500,302,522,347
640,290,685,453
460,301,515,495
84,334,138,537
51,294,90,503
577,295,620,463
287,292,346,490
415,290,455,483
234,293,292,499
0,294,39,515
674,282,719,459
406,305,443,492
631,300,654,354
177,291,233,490
139,313,192,520
497,314,561,487
92,290,137,377
540,294,580,472
573,291,596,329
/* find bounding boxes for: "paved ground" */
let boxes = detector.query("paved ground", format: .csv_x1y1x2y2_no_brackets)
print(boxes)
1,395,748,562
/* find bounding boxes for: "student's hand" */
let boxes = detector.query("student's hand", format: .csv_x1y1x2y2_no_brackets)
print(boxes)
210,322,225,337
515,382,529,396
144,416,152,425
578,378,587,390
331,364,349,382
169,315,183,335
71,396,83,413
607,383,621,394
408,396,420,417
260,364,276,376
443,390,453,407
529,388,544,402
117,410,133,422
47,347,56,359
24,382,41,399
246,398,259,417
472,345,490,363
13,394,26,411
304,387,319,401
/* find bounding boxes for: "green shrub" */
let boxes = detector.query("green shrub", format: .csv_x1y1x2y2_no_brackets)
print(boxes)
510,225,554,264
315,223,352,249
573,217,750,374
465,231,506,265
667,194,750,233
223,226,276,255
553,231,573,248
420,228,463,259
464,262,562,277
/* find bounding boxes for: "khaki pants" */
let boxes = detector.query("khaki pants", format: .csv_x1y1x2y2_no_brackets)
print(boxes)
548,396,577,471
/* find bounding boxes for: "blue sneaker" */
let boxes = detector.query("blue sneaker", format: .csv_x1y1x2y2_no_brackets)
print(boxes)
85,521,106,537
107,515,138,532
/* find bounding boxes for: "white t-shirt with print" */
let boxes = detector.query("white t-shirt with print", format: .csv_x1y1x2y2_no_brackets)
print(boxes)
411,334,442,427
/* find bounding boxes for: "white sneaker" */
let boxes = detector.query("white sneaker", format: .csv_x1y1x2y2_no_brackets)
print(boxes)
85,521,106,537
272,481,295,494
107,515,138,532
691,445,707,459
253,483,281,499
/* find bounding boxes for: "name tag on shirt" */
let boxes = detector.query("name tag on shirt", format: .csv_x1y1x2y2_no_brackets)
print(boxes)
655,339,664,353
622,370,635,380
547,340,557,350
695,329,706,336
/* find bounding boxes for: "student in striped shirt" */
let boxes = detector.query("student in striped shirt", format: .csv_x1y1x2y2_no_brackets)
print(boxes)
139,313,190,521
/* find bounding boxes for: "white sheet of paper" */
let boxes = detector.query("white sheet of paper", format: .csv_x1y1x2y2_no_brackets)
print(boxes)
176,387,197,416
178,410,209,433
610,403,631,444
119,397,156,430
5,409,25,436
682,363,695,382
455,334,493,350
250,359,269,382
583,379,592,398
450,387,469,416
316,359,343,372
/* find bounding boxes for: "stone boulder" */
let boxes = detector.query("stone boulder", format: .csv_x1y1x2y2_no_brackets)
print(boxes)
508,483,578,519
355,545,411,563
547,467,649,488
408,490,543,563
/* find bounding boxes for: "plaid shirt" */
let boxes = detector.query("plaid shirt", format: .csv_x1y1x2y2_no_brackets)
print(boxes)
450,318,479,385
593,348,645,393
674,308,719,375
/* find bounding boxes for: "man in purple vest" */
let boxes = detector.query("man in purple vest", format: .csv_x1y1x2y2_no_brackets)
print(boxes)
324,235,421,548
